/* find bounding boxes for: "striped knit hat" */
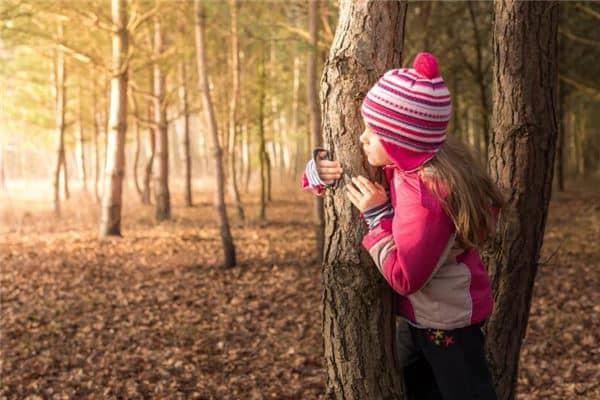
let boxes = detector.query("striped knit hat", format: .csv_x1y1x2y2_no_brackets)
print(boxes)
360,52,452,172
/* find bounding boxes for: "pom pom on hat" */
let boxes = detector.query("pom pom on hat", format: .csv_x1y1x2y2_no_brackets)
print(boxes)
413,52,439,79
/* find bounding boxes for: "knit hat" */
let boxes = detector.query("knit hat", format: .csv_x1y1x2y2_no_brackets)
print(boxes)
360,52,452,172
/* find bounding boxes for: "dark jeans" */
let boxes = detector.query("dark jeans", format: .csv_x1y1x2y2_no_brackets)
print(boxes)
402,323,497,400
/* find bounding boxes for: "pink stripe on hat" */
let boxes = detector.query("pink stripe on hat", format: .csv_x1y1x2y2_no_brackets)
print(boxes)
361,52,452,172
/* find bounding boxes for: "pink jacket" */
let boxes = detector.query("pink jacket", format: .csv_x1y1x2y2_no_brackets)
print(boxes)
302,160,494,330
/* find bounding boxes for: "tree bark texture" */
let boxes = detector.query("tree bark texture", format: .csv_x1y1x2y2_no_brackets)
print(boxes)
320,1,407,398
486,2,559,400
307,0,325,263
99,0,128,236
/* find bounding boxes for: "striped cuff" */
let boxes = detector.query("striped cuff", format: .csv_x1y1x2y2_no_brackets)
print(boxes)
363,202,394,230
305,157,334,187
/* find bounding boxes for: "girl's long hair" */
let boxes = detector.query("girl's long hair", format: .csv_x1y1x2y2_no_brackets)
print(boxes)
420,136,505,249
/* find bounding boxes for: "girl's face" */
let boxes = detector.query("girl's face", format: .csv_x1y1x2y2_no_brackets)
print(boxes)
359,123,393,167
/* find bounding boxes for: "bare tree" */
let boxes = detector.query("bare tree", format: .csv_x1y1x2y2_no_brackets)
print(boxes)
194,0,236,268
485,2,559,399
307,0,324,262
152,14,170,221
228,0,244,220
99,0,128,236
52,21,67,216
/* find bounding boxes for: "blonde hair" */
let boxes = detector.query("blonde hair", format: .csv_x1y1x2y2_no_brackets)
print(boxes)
419,136,505,249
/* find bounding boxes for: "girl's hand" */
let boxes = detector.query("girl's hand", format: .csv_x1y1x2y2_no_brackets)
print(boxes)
315,150,343,183
344,175,388,212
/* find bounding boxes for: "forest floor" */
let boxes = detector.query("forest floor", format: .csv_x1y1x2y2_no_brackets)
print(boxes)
0,180,599,399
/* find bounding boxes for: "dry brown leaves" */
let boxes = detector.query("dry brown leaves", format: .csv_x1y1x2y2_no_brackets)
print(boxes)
1,185,598,399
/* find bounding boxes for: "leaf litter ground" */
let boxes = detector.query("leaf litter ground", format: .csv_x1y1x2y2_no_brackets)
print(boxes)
0,184,598,399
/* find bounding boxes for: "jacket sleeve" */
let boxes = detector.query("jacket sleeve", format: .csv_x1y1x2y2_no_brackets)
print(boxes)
361,194,456,296
301,146,333,197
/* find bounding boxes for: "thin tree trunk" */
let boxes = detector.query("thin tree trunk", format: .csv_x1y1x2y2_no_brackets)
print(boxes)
61,145,69,200
243,123,251,194
320,1,407,398
556,82,567,191
92,78,101,203
291,56,301,177
52,24,66,216
142,97,155,204
307,0,324,262
152,15,170,221
194,0,236,268
228,0,244,219
132,96,143,198
258,48,267,221
179,59,193,207
485,2,559,400
99,0,128,236
467,1,491,158
76,85,88,192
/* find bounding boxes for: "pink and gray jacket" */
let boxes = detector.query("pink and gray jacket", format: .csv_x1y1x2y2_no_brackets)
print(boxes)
301,149,494,330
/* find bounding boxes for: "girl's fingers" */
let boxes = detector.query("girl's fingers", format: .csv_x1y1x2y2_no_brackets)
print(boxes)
373,182,386,192
317,166,343,174
318,160,342,168
345,183,363,199
356,175,376,190
352,176,372,194
344,186,360,207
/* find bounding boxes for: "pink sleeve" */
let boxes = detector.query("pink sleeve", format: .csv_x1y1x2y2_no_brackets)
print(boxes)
301,170,325,196
361,191,456,296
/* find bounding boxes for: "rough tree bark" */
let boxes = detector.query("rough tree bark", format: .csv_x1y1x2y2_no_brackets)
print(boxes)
320,1,407,398
485,2,559,400
307,0,325,263
194,0,236,268
99,0,128,236
152,15,171,221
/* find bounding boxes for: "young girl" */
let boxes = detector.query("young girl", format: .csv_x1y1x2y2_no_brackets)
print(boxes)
302,52,503,400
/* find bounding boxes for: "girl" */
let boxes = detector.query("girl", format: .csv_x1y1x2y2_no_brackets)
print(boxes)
302,52,503,400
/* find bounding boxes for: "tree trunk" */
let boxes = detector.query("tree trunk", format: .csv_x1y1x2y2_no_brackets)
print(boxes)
243,123,251,194
485,2,559,400
194,0,236,268
290,56,301,177
556,82,567,191
228,0,244,220
142,97,155,205
152,15,171,221
53,22,67,216
76,85,88,192
307,0,324,262
467,1,491,158
92,78,101,203
131,94,143,198
179,59,193,207
258,49,267,221
61,144,69,200
99,0,128,237
320,1,407,398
